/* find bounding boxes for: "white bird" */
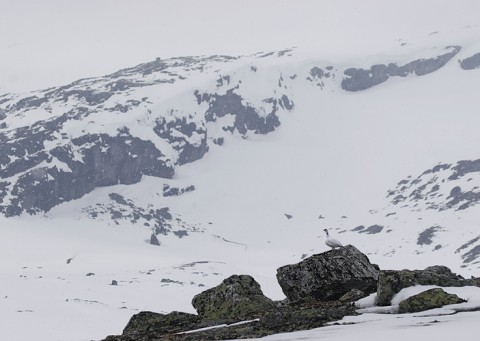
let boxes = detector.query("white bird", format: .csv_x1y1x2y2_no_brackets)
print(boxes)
323,228,343,249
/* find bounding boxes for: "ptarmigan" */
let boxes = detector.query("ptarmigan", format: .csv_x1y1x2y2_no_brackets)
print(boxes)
323,228,343,249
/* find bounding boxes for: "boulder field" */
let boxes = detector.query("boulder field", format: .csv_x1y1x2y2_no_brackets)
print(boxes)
103,245,480,340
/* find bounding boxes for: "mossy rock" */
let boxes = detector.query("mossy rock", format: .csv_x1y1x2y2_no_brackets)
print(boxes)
338,289,367,303
276,245,379,302
377,266,480,306
192,274,276,320
398,288,466,313
122,311,201,337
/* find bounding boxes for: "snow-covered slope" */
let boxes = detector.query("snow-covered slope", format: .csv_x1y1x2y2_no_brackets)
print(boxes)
2,27,480,340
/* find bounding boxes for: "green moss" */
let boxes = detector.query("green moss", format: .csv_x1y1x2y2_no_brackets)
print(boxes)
398,288,466,313
192,274,276,320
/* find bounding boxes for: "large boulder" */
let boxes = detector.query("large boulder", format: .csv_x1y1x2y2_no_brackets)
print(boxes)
398,288,466,313
377,265,480,306
276,245,380,302
191,274,276,320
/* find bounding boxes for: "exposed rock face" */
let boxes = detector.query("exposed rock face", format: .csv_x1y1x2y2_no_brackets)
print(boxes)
417,226,443,245
247,301,355,338
459,52,480,70
352,224,384,234
1,133,174,216
342,46,461,91
153,116,208,165
192,275,276,320
103,311,204,341
149,234,160,246
104,301,356,341
377,265,480,306
276,245,379,302
196,88,283,136
398,288,466,313
387,159,480,213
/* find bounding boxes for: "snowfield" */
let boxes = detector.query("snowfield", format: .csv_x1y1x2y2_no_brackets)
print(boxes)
2,1,480,341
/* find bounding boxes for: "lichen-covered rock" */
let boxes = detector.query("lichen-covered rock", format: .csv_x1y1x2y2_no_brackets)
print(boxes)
104,301,356,341
254,301,356,336
377,265,480,306
398,288,466,313
338,289,367,303
276,245,379,302
191,274,276,320
103,311,203,341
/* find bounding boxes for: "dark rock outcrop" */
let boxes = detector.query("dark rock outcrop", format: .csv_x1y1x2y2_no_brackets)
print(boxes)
387,159,480,212
342,64,390,91
191,275,276,320
1,134,174,216
153,117,208,165
417,226,443,245
398,288,466,313
342,46,461,91
196,88,284,136
149,234,160,246
459,52,480,70
103,311,204,341
352,224,384,234
377,265,480,306
276,245,379,302
104,301,356,341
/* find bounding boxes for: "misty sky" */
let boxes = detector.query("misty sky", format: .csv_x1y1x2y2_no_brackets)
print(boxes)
1,0,479,93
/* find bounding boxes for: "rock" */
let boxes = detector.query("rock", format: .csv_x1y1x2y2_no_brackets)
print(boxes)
417,226,443,245
1,133,175,216
149,233,160,246
460,52,480,70
341,46,461,91
197,88,282,136
377,265,480,306
338,289,367,303
111,280,118,286
104,301,356,341
122,311,202,338
102,261,362,340
103,311,209,340
191,274,276,320
257,301,356,336
342,64,389,91
398,288,466,313
276,245,379,302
